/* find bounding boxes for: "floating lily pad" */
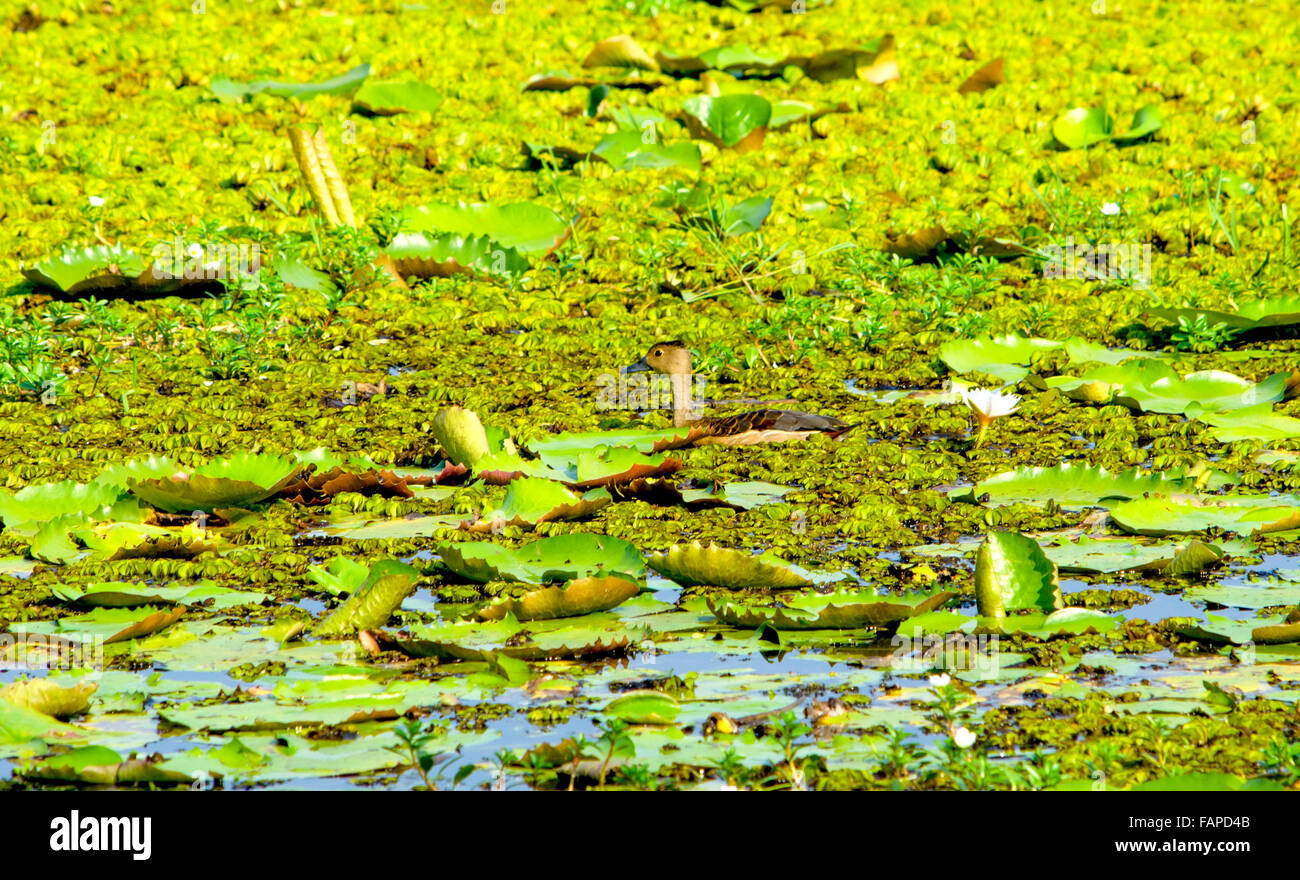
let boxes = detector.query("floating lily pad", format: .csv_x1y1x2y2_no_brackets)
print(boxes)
351,79,442,115
1051,104,1160,149
399,202,569,255
438,533,645,583
0,679,96,719
407,614,637,661
974,531,1063,618
1110,496,1300,537
209,63,370,103
991,608,1118,638
20,745,195,785
0,480,124,529
313,560,419,638
524,426,702,456
431,406,492,467
1146,295,1300,332
461,479,612,533
603,691,680,725
679,94,772,150
647,542,812,589
591,128,702,172
477,575,641,621
1197,403,1300,442
20,244,147,295
123,453,300,513
949,463,1211,508
384,232,531,280
708,588,954,629
51,582,263,610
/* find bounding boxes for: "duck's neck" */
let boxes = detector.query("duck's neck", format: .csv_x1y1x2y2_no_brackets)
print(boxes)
668,372,695,428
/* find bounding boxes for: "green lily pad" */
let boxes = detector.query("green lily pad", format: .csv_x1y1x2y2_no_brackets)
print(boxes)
0,679,96,719
438,533,645,583
408,614,638,661
950,463,1208,508
708,588,954,629
20,244,147,295
1110,496,1300,537
603,691,680,725
399,202,569,255
209,62,370,103
1198,403,1300,442
51,582,266,610
477,575,641,621
939,334,1061,383
1052,107,1114,149
524,426,700,456
647,542,812,589
990,608,1119,637
1147,295,1300,332
384,232,531,280
463,479,612,532
679,94,772,149
122,453,299,513
974,531,1064,618
313,560,419,638
352,79,442,115
591,128,702,172
0,480,124,529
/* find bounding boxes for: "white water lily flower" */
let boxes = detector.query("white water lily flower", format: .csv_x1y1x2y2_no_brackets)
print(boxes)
88,195,105,207
952,726,977,749
961,388,1020,426
962,388,1020,450
928,673,952,688
1101,202,1121,216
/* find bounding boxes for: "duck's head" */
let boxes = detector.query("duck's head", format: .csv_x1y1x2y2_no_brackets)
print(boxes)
624,341,692,375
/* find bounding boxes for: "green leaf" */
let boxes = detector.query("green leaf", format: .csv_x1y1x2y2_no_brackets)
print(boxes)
591,129,702,172
679,94,772,148
384,232,531,279
477,576,641,621
974,531,1063,618
950,463,1208,509
604,691,680,725
398,202,568,255
582,35,659,72
647,542,812,589
352,80,442,115
313,560,419,638
438,533,645,583
1111,103,1162,143
210,63,370,103
122,452,300,513
20,244,146,296
1051,107,1114,149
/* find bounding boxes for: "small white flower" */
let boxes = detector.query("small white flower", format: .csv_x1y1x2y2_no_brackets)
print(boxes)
961,388,1020,427
952,726,977,749
928,673,952,688
88,195,105,208
1101,202,1121,216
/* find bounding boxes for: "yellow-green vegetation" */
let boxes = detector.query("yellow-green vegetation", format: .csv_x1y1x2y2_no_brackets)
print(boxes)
2,0,1300,791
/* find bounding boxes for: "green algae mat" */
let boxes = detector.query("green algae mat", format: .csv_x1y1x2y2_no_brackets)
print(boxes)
3,0,1300,792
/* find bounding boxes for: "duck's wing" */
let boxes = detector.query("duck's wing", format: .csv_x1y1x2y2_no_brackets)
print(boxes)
704,409,854,436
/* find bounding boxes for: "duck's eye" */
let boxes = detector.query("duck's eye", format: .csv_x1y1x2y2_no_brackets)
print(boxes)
654,349,662,357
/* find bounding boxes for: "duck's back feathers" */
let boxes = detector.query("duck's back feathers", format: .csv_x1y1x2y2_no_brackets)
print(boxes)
694,409,858,445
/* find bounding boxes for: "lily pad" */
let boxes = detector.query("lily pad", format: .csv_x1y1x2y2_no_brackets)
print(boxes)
477,575,641,621
123,453,300,513
949,463,1208,509
351,79,442,115
708,588,954,629
20,244,147,295
974,531,1064,618
313,560,419,638
679,94,772,150
647,542,812,589
398,202,569,256
209,63,370,103
438,533,645,583
0,679,96,719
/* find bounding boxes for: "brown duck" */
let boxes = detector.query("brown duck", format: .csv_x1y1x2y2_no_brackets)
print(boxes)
623,341,856,446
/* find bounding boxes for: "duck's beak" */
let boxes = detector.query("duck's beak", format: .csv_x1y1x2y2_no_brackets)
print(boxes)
622,357,650,374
